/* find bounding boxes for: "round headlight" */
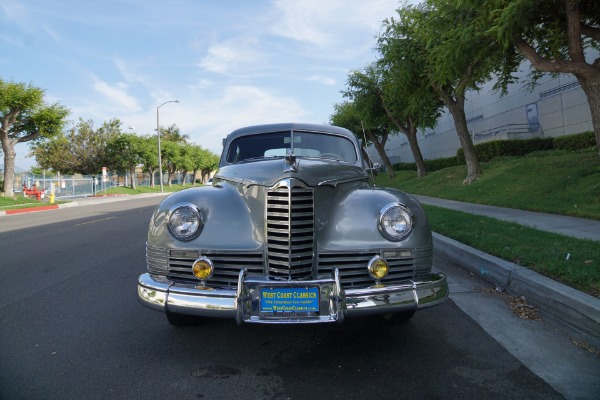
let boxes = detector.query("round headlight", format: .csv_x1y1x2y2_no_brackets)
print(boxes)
378,203,413,242
167,204,203,241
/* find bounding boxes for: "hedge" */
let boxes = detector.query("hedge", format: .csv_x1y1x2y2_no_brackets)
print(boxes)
393,131,595,173
553,131,595,151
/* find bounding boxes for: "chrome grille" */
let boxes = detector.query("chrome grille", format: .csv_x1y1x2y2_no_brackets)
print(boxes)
266,179,314,280
148,247,264,287
146,244,168,275
317,245,432,289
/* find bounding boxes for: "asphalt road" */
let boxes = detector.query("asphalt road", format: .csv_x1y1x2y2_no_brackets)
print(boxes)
0,197,596,399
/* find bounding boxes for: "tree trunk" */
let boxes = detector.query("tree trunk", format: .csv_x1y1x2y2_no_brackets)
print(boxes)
1,137,16,197
360,147,374,168
380,100,427,178
405,127,427,178
446,100,481,184
129,166,137,190
149,168,156,187
181,171,188,186
365,129,395,178
576,74,600,157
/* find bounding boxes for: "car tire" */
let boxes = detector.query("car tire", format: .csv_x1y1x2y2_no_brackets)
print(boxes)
383,310,415,324
166,311,201,327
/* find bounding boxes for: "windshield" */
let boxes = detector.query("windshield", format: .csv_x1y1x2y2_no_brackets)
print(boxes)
225,130,358,164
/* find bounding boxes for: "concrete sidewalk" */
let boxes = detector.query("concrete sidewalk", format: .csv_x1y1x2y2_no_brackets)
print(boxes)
0,192,168,217
414,195,600,345
413,195,600,241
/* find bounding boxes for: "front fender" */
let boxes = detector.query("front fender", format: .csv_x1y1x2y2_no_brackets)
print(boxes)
147,184,264,251
316,185,431,251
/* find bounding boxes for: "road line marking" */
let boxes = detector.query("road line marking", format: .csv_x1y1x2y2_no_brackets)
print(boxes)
75,217,116,226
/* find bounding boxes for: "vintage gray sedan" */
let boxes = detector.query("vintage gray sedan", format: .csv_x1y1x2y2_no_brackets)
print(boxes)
137,123,448,326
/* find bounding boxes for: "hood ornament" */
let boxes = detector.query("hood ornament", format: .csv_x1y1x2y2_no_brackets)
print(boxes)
284,150,298,172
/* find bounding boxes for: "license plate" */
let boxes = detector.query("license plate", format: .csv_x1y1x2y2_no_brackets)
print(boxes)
259,286,320,316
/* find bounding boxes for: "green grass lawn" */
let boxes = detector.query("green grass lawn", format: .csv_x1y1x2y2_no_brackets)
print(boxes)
375,150,600,220
424,205,600,297
101,184,189,195
374,149,600,298
0,195,62,210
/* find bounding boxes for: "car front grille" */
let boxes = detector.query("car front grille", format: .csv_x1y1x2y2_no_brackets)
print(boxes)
317,245,433,288
266,179,315,280
146,245,264,288
146,244,432,290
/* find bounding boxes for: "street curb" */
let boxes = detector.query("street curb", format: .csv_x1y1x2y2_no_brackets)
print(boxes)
434,232,600,344
0,202,77,217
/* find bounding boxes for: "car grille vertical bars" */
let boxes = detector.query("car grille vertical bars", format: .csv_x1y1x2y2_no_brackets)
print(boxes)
266,179,314,279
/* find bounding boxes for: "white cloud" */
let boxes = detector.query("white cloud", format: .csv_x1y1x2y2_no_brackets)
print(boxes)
306,75,336,86
198,37,266,76
93,78,141,112
1,1,27,20
270,0,399,50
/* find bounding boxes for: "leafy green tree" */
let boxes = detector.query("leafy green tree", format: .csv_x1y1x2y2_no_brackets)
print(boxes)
177,143,196,186
161,124,189,144
341,68,398,178
0,79,69,196
382,1,509,183
138,135,159,187
376,19,444,178
329,101,375,168
31,133,75,173
160,140,181,187
201,150,220,182
485,0,600,156
106,133,144,190
31,118,122,175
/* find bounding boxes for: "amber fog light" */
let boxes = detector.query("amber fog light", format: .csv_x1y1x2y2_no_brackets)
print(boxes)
368,256,389,281
192,257,214,281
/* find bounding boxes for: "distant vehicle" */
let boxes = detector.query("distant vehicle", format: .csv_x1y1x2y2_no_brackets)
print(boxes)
137,123,448,326
204,178,213,186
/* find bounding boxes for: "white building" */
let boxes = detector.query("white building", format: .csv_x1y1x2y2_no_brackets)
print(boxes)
370,62,595,164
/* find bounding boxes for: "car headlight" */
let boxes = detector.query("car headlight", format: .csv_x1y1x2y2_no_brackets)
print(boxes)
378,203,413,241
167,203,204,241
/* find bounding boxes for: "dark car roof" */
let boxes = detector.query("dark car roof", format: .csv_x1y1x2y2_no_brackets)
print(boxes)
224,123,358,143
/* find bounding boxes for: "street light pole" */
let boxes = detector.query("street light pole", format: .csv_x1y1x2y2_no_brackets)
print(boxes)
156,100,179,193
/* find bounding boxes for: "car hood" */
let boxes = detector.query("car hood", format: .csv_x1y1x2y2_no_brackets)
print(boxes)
215,158,368,187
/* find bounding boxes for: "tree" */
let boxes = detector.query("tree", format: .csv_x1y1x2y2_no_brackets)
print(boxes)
201,151,219,182
184,145,220,185
160,140,180,187
383,1,510,183
161,124,189,144
341,68,398,178
329,101,375,168
486,0,600,156
138,135,159,187
0,79,69,196
177,143,195,186
376,15,445,178
31,118,122,175
106,133,144,190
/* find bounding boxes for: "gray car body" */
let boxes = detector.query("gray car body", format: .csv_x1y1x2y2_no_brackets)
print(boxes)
138,123,448,325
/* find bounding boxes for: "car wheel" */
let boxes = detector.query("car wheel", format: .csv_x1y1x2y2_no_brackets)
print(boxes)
382,310,415,324
166,311,200,327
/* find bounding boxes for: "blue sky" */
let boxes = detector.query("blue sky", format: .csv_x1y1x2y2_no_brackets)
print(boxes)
2,0,408,170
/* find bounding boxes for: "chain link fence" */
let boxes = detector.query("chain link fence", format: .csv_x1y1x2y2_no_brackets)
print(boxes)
13,171,197,199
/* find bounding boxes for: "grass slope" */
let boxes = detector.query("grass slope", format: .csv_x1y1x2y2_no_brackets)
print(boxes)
375,149,600,297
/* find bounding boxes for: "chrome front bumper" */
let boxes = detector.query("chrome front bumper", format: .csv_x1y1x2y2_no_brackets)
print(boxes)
137,269,448,324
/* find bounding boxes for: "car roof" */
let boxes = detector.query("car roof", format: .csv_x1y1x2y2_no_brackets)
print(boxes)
223,123,358,144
